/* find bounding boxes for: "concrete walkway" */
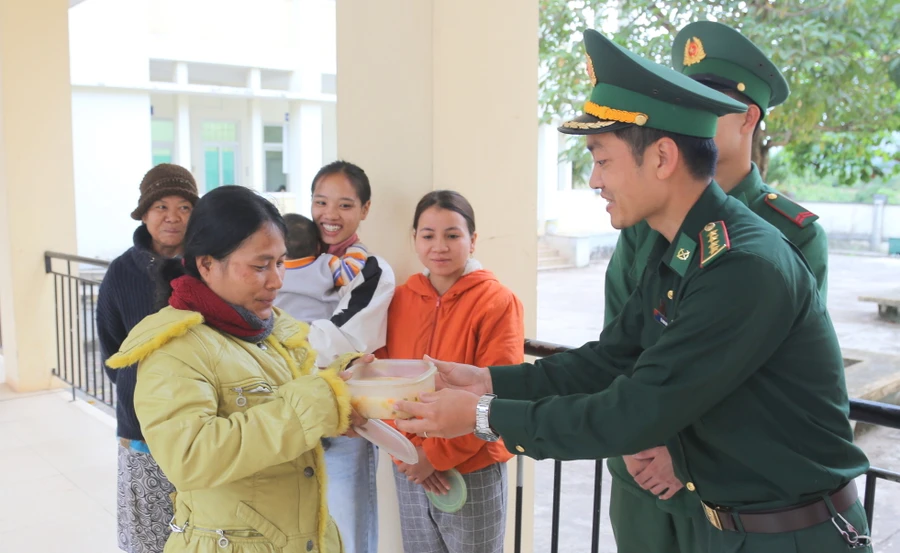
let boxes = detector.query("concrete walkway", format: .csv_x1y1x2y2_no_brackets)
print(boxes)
532,252,900,552
0,386,120,553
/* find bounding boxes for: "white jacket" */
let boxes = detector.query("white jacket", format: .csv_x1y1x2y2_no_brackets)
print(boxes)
306,254,395,367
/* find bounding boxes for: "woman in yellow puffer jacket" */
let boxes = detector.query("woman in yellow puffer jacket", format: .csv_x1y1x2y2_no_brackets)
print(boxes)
106,185,364,553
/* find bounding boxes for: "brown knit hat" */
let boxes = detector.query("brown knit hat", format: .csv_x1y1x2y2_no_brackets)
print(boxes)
131,163,200,220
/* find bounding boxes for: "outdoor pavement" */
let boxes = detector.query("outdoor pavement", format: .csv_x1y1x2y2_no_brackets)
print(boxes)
532,252,900,553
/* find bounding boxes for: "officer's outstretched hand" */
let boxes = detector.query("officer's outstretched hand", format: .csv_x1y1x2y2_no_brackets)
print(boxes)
424,355,493,396
395,389,480,439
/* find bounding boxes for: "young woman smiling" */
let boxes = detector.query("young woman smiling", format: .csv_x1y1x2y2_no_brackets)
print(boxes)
377,190,524,553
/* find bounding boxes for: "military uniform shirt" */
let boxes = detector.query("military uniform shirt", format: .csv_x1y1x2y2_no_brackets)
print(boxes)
489,183,868,510
601,164,830,514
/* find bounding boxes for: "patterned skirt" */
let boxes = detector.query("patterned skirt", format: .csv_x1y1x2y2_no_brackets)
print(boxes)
116,441,176,553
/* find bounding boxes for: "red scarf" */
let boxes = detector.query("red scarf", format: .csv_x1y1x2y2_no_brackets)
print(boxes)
169,275,267,339
327,233,360,257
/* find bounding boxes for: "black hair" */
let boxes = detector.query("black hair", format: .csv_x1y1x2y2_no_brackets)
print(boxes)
310,160,372,205
413,190,476,234
156,185,287,308
612,126,718,181
283,213,321,259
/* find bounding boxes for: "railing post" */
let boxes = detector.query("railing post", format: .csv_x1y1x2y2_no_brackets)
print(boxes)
864,472,877,532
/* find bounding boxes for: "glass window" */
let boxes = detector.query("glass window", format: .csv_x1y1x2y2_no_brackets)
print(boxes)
264,125,283,144
151,120,175,142
204,146,237,190
266,151,287,192
202,122,237,142
152,148,173,166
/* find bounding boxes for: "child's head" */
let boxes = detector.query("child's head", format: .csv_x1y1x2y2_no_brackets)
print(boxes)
310,160,371,246
283,213,322,260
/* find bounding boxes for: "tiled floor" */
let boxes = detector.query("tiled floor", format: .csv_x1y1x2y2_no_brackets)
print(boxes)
0,386,120,553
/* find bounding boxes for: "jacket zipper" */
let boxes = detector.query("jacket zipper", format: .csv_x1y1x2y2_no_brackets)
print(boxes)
232,383,274,407
425,297,441,356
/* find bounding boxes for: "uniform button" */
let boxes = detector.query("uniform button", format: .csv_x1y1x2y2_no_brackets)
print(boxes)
306,539,314,551
515,445,525,453
767,193,778,200
686,482,696,492
667,290,674,300
304,467,315,478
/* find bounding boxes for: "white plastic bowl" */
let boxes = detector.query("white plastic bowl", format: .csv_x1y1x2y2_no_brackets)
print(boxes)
347,359,437,420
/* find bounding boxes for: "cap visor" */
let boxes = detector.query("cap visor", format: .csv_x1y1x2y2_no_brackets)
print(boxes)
558,113,633,135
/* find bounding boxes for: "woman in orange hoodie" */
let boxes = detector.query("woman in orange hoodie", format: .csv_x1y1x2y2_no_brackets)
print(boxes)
378,190,524,553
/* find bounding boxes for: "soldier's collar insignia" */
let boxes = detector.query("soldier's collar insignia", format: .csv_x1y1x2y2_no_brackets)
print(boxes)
700,221,731,268
684,37,706,67
666,233,697,276
586,52,597,86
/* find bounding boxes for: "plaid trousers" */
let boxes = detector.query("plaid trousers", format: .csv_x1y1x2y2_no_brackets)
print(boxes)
393,462,508,553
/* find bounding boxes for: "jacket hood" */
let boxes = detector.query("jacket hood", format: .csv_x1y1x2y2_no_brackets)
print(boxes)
406,259,498,300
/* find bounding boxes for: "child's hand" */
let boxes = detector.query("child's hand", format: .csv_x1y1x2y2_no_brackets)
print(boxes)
398,447,436,485
420,472,451,495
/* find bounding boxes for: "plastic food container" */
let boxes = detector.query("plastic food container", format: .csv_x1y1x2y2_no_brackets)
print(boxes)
347,359,436,420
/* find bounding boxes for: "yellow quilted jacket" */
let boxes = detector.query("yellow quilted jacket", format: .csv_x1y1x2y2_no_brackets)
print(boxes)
107,306,356,553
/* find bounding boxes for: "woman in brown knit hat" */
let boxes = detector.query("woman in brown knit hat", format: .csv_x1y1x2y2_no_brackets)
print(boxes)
96,163,199,553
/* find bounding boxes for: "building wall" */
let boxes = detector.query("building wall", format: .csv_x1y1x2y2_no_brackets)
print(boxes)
67,0,336,260
72,90,153,260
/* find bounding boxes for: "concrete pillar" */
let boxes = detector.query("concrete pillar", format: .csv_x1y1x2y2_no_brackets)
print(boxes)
0,0,78,391
175,62,191,169
248,69,264,192
336,2,538,551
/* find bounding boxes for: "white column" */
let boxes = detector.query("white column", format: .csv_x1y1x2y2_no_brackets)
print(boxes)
337,2,538,551
248,69,264,192
537,123,561,235
0,0,78,392
174,62,191,170
297,103,322,217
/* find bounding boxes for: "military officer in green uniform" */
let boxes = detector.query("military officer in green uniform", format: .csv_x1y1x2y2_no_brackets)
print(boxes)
394,28,872,553
603,21,831,553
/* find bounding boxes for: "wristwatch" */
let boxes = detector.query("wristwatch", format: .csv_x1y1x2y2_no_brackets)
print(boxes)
474,394,499,442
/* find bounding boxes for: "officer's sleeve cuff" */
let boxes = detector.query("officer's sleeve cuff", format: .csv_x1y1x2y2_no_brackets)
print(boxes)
490,398,541,459
489,364,532,400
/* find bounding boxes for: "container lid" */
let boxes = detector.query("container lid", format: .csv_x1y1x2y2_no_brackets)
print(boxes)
426,468,468,513
349,359,437,387
352,419,418,465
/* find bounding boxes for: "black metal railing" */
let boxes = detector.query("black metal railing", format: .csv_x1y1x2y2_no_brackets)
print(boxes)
45,252,113,407
520,338,900,553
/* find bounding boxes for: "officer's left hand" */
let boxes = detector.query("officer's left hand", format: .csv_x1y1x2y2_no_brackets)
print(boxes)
394,389,479,439
632,446,684,500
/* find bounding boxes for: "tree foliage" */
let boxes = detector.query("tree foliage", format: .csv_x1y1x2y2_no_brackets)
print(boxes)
539,0,900,186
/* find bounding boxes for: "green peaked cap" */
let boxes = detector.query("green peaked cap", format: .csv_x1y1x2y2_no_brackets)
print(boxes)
559,29,747,138
672,21,790,113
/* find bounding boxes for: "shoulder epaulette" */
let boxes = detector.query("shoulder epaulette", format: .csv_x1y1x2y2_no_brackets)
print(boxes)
699,221,730,268
763,192,818,228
